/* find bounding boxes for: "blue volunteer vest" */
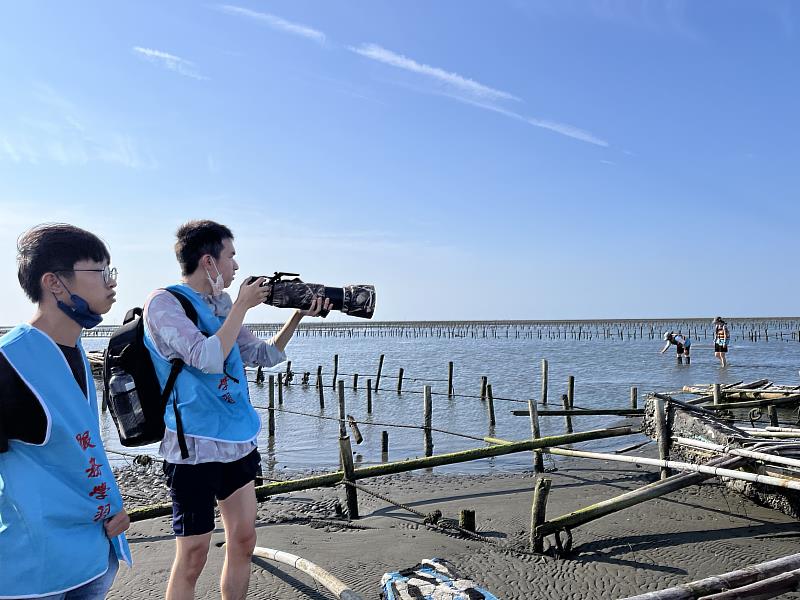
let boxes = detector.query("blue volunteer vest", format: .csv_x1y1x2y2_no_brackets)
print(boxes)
0,325,131,599
144,284,260,443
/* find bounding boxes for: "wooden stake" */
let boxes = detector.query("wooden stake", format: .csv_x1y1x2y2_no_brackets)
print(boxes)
448,361,454,397
459,509,476,532
424,385,433,456
630,386,638,409
256,365,264,384
366,379,372,413
339,436,359,519
654,396,670,479
277,373,283,404
331,354,339,389
347,415,363,444
562,394,573,433
353,373,358,390
480,376,488,401
567,375,575,409
487,384,496,426
285,360,292,382
375,354,384,392
713,383,722,405
337,380,346,438
397,368,404,394
769,404,779,427
268,375,275,437
381,430,389,455
316,365,322,388
528,394,544,474
541,359,548,405
530,477,552,553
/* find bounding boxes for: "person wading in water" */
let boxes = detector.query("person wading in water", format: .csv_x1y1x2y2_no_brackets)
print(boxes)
660,331,691,364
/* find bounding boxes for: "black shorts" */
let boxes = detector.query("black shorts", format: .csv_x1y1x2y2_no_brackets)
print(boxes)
715,342,728,353
163,449,262,537
675,343,685,355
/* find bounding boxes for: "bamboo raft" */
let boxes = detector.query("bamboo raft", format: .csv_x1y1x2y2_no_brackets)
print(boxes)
643,386,800,519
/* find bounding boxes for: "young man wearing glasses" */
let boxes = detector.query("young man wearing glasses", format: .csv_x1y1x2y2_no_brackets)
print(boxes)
0,223,131,599
143,220,328,600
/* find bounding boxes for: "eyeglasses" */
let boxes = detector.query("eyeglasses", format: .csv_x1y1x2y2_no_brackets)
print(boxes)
58,266,118,286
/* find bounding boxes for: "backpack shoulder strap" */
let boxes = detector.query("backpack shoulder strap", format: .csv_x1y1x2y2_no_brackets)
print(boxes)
164,288,198,326
160,288,198,460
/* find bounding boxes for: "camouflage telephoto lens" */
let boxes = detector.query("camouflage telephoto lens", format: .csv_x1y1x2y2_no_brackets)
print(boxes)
268,281,376,319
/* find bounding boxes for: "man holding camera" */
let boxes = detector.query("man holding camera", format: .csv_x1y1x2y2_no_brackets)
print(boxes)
143,220,328,600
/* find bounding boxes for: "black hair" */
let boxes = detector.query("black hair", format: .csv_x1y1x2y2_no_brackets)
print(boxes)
174,220,234,276
16,223,111,303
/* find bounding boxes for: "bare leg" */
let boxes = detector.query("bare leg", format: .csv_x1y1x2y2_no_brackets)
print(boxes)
166,533,212,600
218,482,257,600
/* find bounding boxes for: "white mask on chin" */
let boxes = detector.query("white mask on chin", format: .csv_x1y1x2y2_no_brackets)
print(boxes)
205,259,225,297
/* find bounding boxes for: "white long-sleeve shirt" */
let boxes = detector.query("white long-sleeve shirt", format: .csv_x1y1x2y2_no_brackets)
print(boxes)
143,288,286,464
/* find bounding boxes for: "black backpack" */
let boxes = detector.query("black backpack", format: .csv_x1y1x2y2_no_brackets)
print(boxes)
103,289,196,459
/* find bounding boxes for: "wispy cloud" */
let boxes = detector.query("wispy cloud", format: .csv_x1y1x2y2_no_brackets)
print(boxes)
350,43,518,103
0,84,154,168
432,89,609,147
216,5,326,44
133,47,208,81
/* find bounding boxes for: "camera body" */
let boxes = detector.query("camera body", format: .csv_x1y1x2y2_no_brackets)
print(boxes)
246,272,375,319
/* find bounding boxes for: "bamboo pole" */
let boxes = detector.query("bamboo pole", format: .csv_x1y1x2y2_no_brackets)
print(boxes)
480,376,488,401
352,373,358,390
631,386,638,410
339,436,359,519
530,477,552,553
512,408,645,417
316,365,322,388
381,430,389,456
699,568,800,600
251,546,363,600
619,552,800,600
713,383,721,405
277,373,283,404
366,379,372,413
397,368,404,394
535,455,745,538
268,375,275,437
544,447,800,492
673,437,800,469
129,427,634,522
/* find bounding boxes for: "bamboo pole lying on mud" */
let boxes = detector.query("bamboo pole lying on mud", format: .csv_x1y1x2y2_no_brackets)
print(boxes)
533,455,746,540
699,568,800,599
251,546,363,600
129,426,634,522
619,552,800,600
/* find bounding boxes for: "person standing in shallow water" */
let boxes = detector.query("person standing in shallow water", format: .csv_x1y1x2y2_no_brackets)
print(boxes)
713,317,730,367
660,331,691,364
0,223,132,599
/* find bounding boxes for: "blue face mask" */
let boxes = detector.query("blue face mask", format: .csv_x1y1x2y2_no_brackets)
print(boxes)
54,277,103,329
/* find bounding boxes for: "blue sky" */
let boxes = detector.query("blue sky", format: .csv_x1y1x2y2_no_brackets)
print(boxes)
0,1,798,323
